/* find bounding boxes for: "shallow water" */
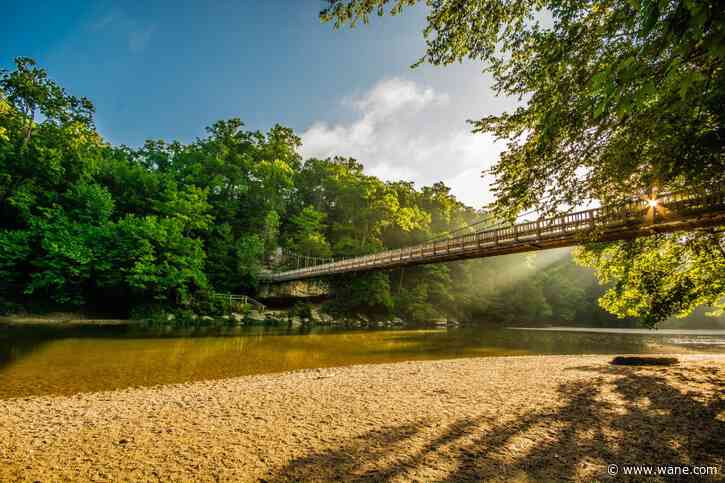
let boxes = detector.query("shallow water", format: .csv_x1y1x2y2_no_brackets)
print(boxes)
1,323,723,399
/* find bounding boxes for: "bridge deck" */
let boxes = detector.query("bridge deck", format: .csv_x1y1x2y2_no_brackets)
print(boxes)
261,190,725,283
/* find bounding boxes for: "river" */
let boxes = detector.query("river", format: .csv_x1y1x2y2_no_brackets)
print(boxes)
1,323,723,399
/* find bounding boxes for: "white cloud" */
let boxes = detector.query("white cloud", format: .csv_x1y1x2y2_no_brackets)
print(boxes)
87,9,154,53
300,77,504,208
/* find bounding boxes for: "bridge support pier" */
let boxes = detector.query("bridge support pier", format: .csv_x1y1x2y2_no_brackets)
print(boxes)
257,279,330,301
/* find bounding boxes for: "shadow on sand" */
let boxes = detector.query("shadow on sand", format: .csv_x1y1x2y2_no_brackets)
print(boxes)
270,363,724,481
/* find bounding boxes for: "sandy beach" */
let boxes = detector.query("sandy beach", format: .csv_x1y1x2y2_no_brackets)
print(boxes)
1,354,723,481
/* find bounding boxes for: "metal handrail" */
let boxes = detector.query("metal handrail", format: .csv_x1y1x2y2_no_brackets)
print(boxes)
209,292,266,311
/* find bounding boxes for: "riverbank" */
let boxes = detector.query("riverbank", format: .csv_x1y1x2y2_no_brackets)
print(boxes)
0,307,420,329
0,313,134,327
1,354,722,481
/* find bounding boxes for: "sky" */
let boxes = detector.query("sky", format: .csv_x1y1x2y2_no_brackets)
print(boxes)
2,0,520,208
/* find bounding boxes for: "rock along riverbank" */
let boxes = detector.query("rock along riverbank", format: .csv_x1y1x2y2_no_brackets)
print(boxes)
1,354,723,481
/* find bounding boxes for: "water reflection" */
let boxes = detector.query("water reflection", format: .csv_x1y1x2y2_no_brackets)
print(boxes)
0,324,723,399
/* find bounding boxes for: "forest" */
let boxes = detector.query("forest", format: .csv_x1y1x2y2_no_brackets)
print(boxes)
0,57,722,328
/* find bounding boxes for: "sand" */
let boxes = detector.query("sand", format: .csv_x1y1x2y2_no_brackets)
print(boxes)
1,354,723,482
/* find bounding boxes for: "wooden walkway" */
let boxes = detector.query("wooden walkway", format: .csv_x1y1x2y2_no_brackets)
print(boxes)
261,190,725,283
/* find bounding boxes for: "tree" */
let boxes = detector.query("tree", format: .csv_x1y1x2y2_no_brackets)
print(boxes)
327,271,395,316
575,233,725,327
235,234,266,290
1,58,107,306
288,206,332,257
0,58,211,311
1,57,102,229
3,56,719,326
97,215,207,306
321,0,725,325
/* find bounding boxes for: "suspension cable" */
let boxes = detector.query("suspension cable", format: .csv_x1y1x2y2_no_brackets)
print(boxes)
420,206,540,244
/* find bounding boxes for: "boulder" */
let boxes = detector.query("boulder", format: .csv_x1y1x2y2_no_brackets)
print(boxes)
319,312,335,324
244,310,265,322
263,310,289,323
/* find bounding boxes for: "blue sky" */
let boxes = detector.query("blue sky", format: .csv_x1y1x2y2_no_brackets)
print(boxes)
3,0,517,207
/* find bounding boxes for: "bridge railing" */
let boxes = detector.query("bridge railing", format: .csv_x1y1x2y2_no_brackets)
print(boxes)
264,189,724,282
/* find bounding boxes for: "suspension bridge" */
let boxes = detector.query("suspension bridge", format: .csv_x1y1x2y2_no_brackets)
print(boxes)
260,190,725,283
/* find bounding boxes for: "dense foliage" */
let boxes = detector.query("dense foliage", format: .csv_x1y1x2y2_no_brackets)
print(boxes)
321,0,725,326
0,57,720,326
